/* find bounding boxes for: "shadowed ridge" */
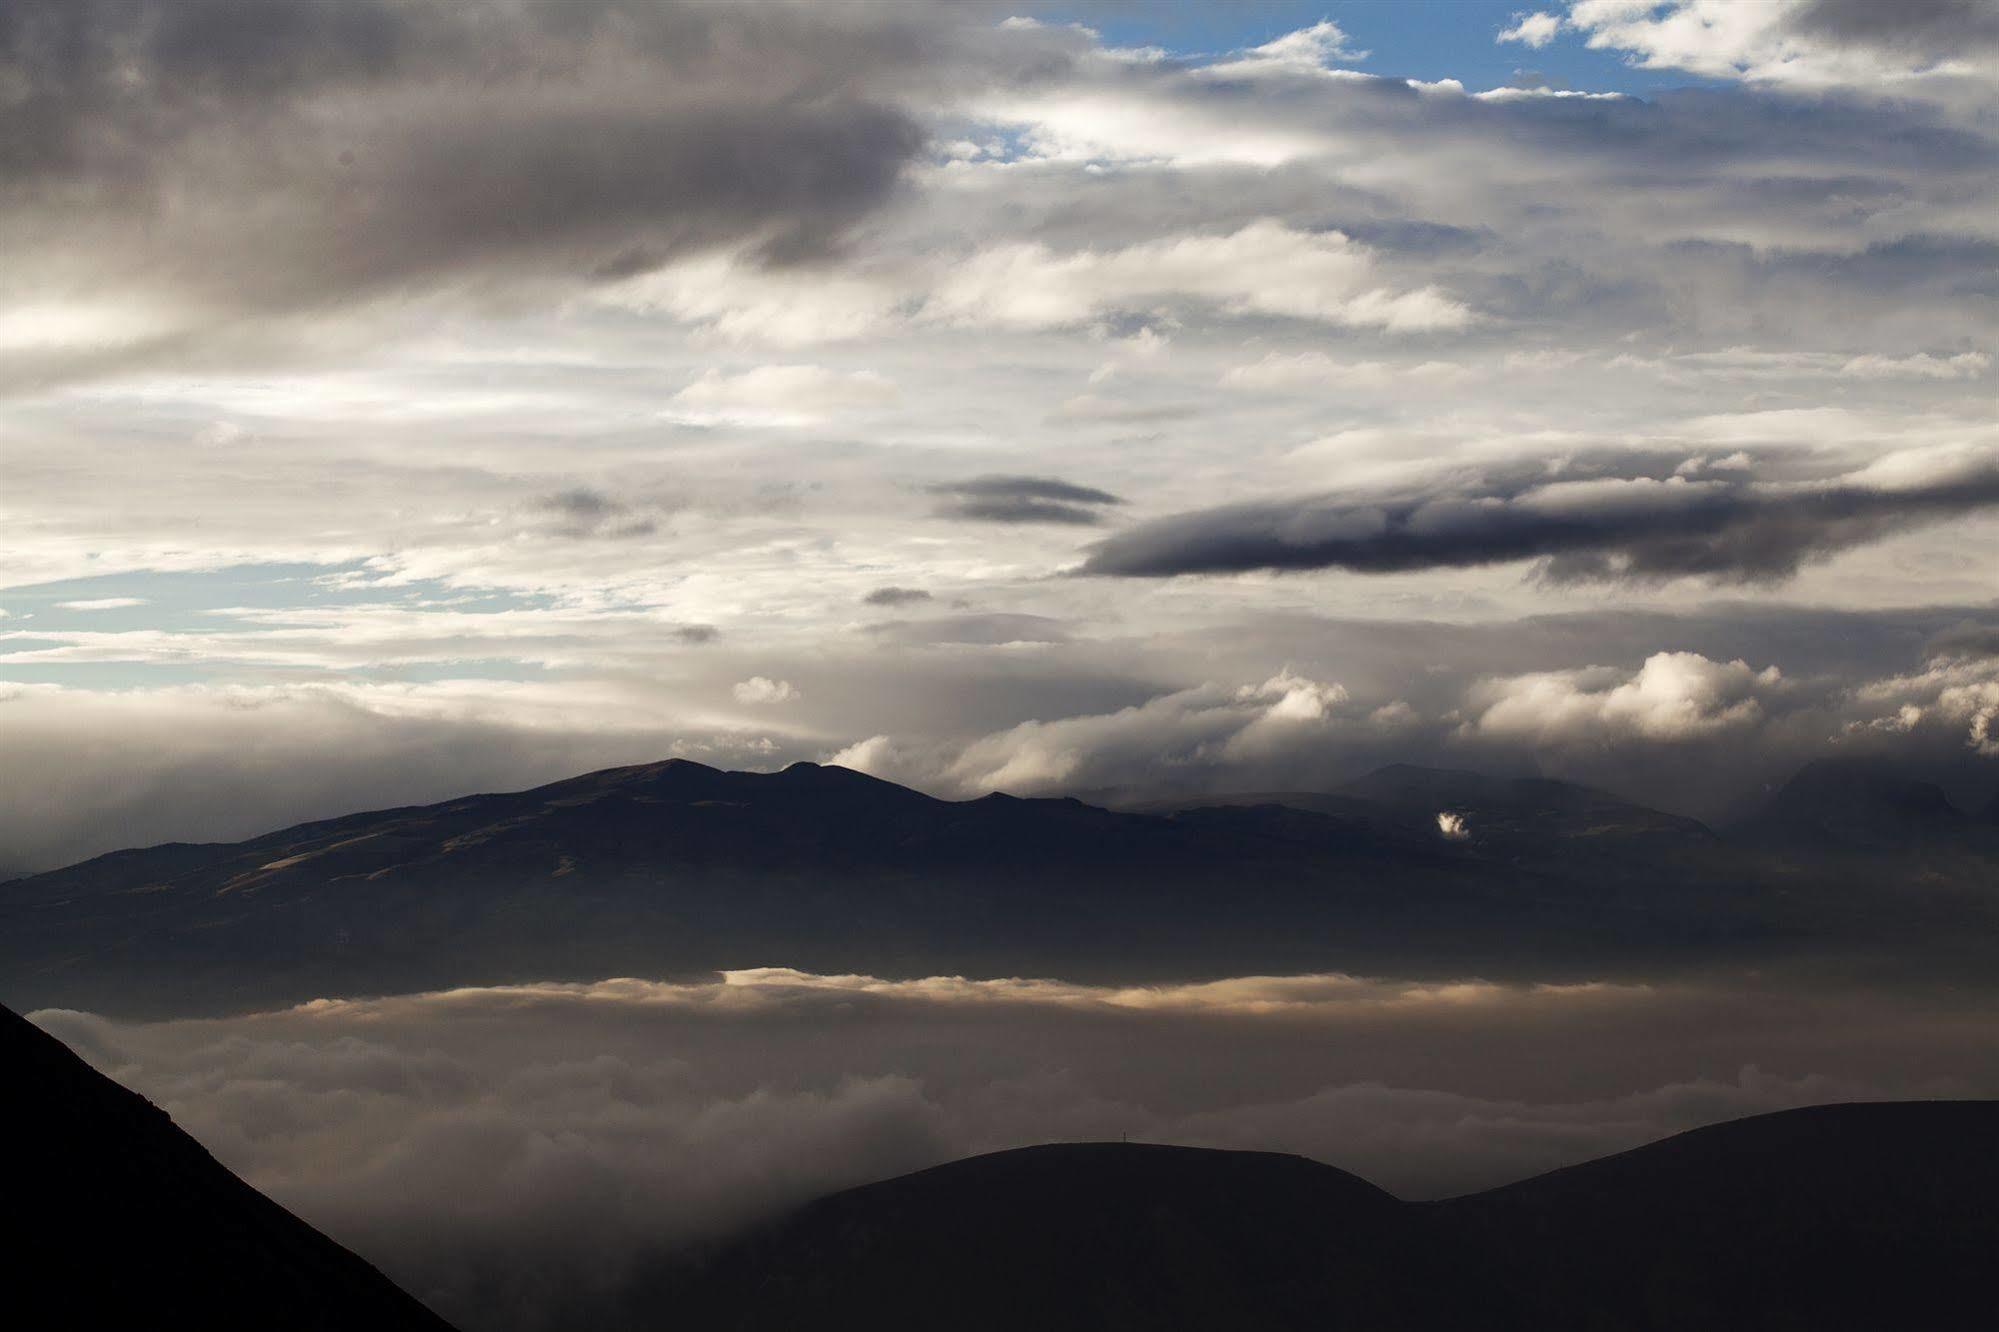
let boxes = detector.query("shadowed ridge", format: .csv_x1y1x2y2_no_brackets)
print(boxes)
0,1002,455,1331
671,1102,1998,1332
670,1142,1499,1332
1339,763,1712,832
1738,755,1967,850
1435,1100,1999,1332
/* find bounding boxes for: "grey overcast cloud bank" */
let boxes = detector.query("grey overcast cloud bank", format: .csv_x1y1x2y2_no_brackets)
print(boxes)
34,964,1999,1332
1082,450,1999,583
4,0,1999,865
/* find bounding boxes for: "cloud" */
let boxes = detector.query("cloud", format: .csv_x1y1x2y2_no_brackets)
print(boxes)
1567,0,1999,93
667,364,897,426
1205,21,1370,76
1467,651,1783,745
1925,621,1999,661
924,670,1352,796
732,676,799,705
864,613,1070,647
1792,0,1999,55
29,964,1997,1332
925,222,1473,333
531,490,658,541
1081,447,1999,584
0,0,961,383
931,475,1125,526
862,586,932,607
1839,351,1990,380
1498,12,1564,49
53,597,148,611
1220,351,1471,391
1853,655,1999,758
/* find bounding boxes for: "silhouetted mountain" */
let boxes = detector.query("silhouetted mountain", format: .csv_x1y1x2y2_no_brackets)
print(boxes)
671,1143,1486,1332
1152,766,1719,872
9,756,1998,1015
0,1001,453,1330
1442,1101,1999,1331
676,1102,1999,1332
1336,763,1716,844
1740,756,1973,852
4,758,1532,1013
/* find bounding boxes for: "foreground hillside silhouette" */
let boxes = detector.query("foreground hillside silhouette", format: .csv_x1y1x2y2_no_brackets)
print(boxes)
0,1002,453,1330
677,1103,1999,1332
6,756,1998,1014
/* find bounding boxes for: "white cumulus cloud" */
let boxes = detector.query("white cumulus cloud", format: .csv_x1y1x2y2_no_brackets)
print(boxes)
733,676,800,705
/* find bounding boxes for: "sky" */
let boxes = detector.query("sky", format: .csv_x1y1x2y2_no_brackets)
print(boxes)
5,0,1999,870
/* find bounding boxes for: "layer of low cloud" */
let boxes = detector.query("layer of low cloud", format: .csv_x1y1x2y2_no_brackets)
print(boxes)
31,964,1998,1332
15,598,1999,873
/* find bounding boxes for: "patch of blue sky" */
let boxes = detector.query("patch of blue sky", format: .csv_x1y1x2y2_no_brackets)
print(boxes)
1053,1,1723,96
344,659,554,684
0,656,551,690
0,561,560,635
0,661,242,689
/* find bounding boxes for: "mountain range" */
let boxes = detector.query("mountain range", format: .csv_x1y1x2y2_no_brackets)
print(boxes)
4,755,1997,1016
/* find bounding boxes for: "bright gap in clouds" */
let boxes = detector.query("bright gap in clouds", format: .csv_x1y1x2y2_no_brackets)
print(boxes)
1057,0,1730,94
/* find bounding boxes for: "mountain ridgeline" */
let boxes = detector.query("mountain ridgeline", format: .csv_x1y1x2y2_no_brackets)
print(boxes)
4,756,1998,1015
0,1000,455,1330
670,1102,1999,1332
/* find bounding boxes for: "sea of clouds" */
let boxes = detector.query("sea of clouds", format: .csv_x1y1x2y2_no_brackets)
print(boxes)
34,964,1999,1332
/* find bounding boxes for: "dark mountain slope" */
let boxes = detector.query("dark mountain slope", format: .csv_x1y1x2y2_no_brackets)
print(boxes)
0,1001,453,1331
673,1102,1999,1332
1335,763,1720,854
670,1143,1497,1332
1440,1100,1999,1331
1738,756,1975,852
1132,764,1716,847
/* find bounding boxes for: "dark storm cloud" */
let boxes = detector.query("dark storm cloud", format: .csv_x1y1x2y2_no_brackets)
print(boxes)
1925,621,1999,661
531,489,655,540
0,0,1007,361
1792,0,1999,55
863,586,933,607
932,475,1125,526
1081,452,1999,584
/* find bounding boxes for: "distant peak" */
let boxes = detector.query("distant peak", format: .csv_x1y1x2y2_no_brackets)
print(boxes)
1773,757,1956,812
